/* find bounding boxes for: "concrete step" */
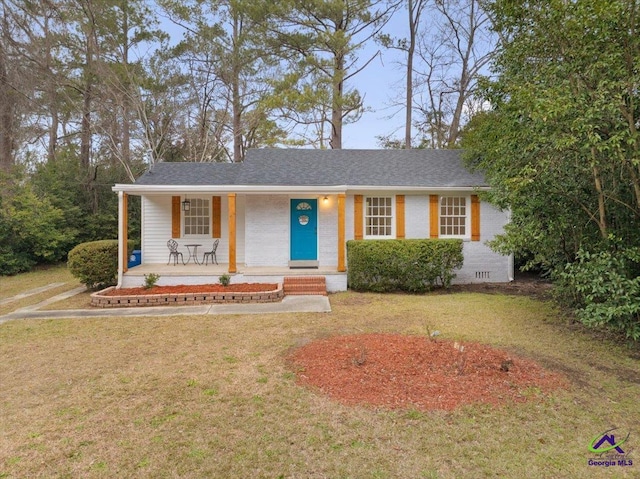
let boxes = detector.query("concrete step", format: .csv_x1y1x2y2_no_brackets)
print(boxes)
283,276,327,296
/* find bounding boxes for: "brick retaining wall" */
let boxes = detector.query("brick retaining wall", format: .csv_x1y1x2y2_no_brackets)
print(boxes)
91,285,284,308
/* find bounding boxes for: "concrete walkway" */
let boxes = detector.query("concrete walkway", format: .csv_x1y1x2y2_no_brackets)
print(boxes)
0,282,68,306
0,285,331,325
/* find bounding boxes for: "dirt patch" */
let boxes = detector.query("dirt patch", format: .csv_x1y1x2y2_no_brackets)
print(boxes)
448,274,553,301
103,283,278,296
288,333,568,411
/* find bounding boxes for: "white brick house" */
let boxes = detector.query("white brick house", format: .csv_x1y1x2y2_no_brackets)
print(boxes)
113,149,513,291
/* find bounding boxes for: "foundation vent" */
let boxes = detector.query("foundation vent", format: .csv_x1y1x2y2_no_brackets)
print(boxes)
475,271,491,280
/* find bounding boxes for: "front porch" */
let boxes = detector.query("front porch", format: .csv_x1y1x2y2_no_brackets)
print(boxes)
122,263,347,293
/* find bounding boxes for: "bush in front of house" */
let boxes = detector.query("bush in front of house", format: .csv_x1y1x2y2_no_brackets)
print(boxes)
68,239,135,289
347,239,464,293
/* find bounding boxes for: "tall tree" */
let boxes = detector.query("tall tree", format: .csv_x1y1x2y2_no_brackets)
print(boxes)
265,0,399,149
1,0,77,163
91,0,164,179
135,54,187,163
463,0,640,270
161,0,285,162
378,0,494,148
0,13,15,172
379,0,428,149
415,0,493,147
0,0,27,171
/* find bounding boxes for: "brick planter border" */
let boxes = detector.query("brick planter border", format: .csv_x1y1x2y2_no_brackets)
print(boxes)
91,284,284,308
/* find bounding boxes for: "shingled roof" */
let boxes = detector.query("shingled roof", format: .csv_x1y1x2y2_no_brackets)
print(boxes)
134,161,241,186
132,149,486,188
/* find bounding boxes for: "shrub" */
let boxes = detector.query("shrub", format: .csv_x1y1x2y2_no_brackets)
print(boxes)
347,239,464,293
143,273,160,289
219,273,231,287
68,240,135,289
556,246,640,341
0,185,75,275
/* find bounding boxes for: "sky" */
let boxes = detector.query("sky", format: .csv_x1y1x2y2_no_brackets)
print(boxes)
340,13,409,149
342,49,406,149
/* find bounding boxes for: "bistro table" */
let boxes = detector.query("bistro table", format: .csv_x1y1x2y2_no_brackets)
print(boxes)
184,244,202,264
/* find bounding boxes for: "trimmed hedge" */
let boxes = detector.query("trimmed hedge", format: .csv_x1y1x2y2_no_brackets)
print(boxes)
68,239,135,289
347,239,464,293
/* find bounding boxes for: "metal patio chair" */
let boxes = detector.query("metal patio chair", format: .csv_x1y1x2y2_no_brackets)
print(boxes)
167,239,185,265
202,239,219,265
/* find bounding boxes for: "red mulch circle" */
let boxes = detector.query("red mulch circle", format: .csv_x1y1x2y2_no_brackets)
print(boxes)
287,333,568,411
103,283,278,296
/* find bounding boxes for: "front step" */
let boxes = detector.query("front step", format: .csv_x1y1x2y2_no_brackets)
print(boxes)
283,276,327,296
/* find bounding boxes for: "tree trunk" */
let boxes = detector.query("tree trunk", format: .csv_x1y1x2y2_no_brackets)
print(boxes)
232,14,242,162
81,77,92,168
591,153,608,239
330,54,344,150
405,0,419,149
80,28,96,169
48,104,59,162
43,14,58,162
0,39,14,172
447,78,467,147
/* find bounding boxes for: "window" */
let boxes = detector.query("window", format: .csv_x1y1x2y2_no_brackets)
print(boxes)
184,197,210,236
440,196,467,237
365,196,393,237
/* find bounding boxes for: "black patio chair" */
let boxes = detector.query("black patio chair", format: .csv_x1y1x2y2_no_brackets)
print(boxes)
167,239,185,265
202,239,219,265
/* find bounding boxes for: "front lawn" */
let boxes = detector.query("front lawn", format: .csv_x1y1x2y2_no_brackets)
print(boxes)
1,291,638,478
0,264,81,316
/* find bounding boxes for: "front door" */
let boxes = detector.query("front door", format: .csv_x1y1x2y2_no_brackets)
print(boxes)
290,199,318,261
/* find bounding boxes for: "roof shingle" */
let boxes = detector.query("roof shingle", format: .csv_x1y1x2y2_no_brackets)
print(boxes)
133,149,486,188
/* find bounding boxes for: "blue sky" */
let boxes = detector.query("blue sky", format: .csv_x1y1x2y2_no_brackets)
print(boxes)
340,16,408,149
342,47,406,149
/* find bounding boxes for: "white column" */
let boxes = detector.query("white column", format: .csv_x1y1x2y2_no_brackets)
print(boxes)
117,191,125,287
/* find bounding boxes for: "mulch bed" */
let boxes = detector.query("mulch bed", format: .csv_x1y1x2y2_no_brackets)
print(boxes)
287,333,568,411
102,283,278,296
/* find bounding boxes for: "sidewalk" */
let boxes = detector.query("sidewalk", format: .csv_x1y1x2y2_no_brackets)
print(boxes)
0,286,331,325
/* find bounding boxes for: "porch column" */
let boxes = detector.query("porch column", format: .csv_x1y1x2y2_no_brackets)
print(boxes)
228,193,237,273
117,191,128,287
337,193,346,272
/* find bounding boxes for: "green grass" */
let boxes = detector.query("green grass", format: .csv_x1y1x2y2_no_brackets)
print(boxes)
0,284,639,478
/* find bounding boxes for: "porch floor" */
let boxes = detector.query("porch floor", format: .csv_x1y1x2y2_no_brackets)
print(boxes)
125,263,344,278
123,263,347,292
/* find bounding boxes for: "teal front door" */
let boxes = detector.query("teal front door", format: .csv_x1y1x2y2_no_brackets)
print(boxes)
290,199,318,261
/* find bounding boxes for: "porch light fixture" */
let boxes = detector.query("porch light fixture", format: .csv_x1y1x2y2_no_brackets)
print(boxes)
182,199,191,211
322,196,329,204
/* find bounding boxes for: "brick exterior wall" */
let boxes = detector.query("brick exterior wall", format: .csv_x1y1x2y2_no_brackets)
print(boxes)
455,202,512,283
131,193,510,290
91,285,284,308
